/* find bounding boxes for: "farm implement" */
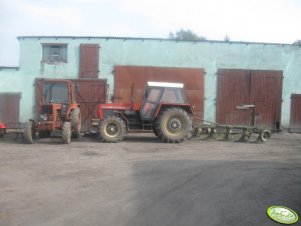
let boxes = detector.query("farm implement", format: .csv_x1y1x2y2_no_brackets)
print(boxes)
95,81,271,143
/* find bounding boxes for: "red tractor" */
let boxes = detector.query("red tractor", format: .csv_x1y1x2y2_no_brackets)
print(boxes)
24,79,81,144
98,81,193,143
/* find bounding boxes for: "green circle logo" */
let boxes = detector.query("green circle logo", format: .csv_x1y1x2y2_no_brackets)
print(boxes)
267,206,299,224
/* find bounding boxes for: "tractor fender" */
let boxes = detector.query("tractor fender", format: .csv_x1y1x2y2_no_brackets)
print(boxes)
98,103,134,120
154,103,194,117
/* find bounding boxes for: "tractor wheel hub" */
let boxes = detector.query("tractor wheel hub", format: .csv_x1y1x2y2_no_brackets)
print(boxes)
168,118,182,132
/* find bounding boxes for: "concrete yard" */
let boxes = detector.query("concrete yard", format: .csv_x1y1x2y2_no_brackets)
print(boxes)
0,133,301,226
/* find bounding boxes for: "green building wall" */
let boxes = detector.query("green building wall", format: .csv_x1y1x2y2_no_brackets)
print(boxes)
0,36,301,128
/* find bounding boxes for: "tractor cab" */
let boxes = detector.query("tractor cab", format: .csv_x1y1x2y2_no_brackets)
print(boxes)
24,79,81,144
39,80,76,122
140,82,187,120
43,81,74,104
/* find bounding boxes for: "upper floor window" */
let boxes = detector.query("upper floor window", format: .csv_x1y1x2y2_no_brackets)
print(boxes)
42,44,67,63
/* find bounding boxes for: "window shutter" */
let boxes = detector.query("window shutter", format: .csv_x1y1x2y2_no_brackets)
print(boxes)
61,46,67,62
42,45,51,62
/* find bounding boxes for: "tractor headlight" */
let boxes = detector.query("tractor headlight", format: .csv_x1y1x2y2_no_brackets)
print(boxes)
39,113,48,121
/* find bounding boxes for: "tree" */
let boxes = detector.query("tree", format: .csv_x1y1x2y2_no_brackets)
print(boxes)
293,40,301,46
168,29,206,41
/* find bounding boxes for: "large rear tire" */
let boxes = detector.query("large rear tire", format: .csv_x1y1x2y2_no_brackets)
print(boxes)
70,108,81,138
155,107,192,143
62,121,71,144
24,121,35,144
100,116,126,143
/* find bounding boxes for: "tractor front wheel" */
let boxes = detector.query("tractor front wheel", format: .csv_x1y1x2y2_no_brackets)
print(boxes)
24,121,35,144
71,108,81,138
100,116,126,143
156,108,192,143
62,121,72,144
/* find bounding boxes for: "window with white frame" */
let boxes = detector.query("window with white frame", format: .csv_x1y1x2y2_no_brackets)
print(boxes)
42,44,67,63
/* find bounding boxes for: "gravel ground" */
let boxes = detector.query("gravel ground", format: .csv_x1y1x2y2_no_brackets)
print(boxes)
0,132,301,226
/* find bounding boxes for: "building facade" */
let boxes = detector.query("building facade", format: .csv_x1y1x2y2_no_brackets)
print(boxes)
0,36,300,131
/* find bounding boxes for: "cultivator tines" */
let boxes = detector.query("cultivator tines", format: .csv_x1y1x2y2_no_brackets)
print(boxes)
194,126,214,140
192,121,271,142
212,126,232,141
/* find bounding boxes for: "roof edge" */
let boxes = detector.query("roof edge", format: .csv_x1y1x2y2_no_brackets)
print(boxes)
16,36,294,46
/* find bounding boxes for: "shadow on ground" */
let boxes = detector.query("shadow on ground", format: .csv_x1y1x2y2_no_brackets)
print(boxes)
125,160,301,226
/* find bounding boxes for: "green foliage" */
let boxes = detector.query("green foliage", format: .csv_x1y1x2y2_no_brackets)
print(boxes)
293,40,301,46
168,29,206,41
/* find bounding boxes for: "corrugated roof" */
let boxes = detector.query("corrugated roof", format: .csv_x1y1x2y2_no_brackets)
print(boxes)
16,36,294,46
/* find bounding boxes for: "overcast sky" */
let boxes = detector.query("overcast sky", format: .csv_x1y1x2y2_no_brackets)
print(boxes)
1,0,301,66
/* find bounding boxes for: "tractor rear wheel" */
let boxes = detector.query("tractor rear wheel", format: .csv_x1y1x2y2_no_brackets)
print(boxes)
156,107,192,143
24,121,35,144
62,121,71,144
100,116,126,143
71,108,81,138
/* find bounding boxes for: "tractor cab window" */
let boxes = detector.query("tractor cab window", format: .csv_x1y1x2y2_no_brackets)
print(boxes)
141,86,187,120
161,88,185,104
43,83,69,104
146,88,161,102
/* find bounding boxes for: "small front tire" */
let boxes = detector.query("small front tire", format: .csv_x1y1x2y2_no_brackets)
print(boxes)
62,121,72,144
99,116,126,143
